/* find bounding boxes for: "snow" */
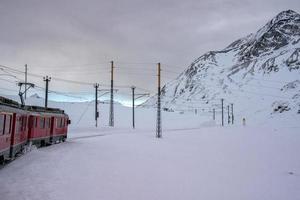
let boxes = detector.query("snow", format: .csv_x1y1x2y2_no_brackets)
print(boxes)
142,10,300,128
0,126,299,200
0,96,300,200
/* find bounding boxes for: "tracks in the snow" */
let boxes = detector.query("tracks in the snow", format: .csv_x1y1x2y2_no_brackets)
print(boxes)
69,134,107,141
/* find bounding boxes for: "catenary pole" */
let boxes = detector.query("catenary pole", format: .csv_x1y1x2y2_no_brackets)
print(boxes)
227,105,230,124
156,63,162,138
131,86,135,129
109,61,114,127
94,83,99,127
25,64,28,100
43,76,51,108
231,103,234,125
221,98,224,126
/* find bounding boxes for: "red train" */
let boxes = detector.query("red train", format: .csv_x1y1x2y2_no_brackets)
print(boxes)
0,96,70,164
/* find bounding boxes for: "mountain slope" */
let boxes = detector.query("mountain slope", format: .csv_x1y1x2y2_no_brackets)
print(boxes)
145,10,300,126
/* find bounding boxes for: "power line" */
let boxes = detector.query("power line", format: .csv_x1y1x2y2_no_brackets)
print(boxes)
251,77,296,85
0,78,18,84
1,64,156,93
0,87,19,92
230,88,292,100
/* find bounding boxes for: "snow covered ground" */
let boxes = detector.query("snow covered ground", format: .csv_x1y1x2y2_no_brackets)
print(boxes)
0,95,299,200
0,126,299,200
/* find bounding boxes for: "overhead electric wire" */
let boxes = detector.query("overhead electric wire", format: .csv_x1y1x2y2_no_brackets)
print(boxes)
76,100,94,126
34,86,89,100
230,88,292,100
29,62,110,69
0,78,18,84
0,87,19,92
251,77,297,85
1,64,156,93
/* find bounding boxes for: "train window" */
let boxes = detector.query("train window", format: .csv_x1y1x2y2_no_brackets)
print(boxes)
17,117,22,133
0,114,4,135
4,115,11,134
56,118,63,128
35,117,38,128
45,118,50,128
22,116,27,131
40,118,45,129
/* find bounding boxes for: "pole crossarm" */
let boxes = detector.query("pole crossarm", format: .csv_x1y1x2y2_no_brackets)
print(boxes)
98,89,118,92
98,91,110,98
134,93,150,100
17,82,35,106
18,82,35,95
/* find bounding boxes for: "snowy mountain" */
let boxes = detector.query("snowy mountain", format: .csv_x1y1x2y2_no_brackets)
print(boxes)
145,10,300,126
30,93,42,99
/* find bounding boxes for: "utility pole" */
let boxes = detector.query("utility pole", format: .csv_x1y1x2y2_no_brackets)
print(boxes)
231,103,234,125
131,86,135,129
227,105,230,124
25,64,28,100
109,61,114,127
221,98,224,126
94,83,99,127
132,91,149,129
213,108,215,120
156,63,162,138
43,76,51,108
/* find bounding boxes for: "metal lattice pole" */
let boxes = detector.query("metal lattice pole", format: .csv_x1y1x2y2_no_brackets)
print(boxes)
156,63,162,138
221,98,224,126
25,64,27,100
94,83,99,127
231,103,234,125
131,86,135,129
109,61,114,127
227,105,230,124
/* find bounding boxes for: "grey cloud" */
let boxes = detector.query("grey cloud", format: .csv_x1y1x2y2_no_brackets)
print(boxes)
0,0,299,99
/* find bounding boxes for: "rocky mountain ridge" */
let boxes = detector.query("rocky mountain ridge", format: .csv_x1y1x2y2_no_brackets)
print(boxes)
144,10,300,125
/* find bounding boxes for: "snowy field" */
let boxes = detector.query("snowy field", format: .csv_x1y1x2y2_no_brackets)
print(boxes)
0,126,299,200
0,96,299,200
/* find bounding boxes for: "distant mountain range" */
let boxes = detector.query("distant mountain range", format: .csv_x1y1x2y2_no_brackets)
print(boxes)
144,10,300,125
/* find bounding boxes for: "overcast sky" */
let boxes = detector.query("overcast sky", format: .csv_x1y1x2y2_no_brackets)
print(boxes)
0,0,299,102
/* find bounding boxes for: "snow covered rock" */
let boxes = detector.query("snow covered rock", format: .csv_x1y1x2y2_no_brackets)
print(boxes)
144,10,300,125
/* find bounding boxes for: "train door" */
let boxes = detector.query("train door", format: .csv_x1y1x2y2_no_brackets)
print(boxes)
50,116,55,143
0,113,13,160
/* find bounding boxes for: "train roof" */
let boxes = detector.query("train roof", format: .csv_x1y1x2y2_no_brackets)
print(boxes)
0,96,20,108
0,96,67,116
25,105,66,115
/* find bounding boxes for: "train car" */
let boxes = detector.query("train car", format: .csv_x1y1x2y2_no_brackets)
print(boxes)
0,96,70,164
26,106,69,146
10,109,29,158
50,115,69,143
0,97,28,162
